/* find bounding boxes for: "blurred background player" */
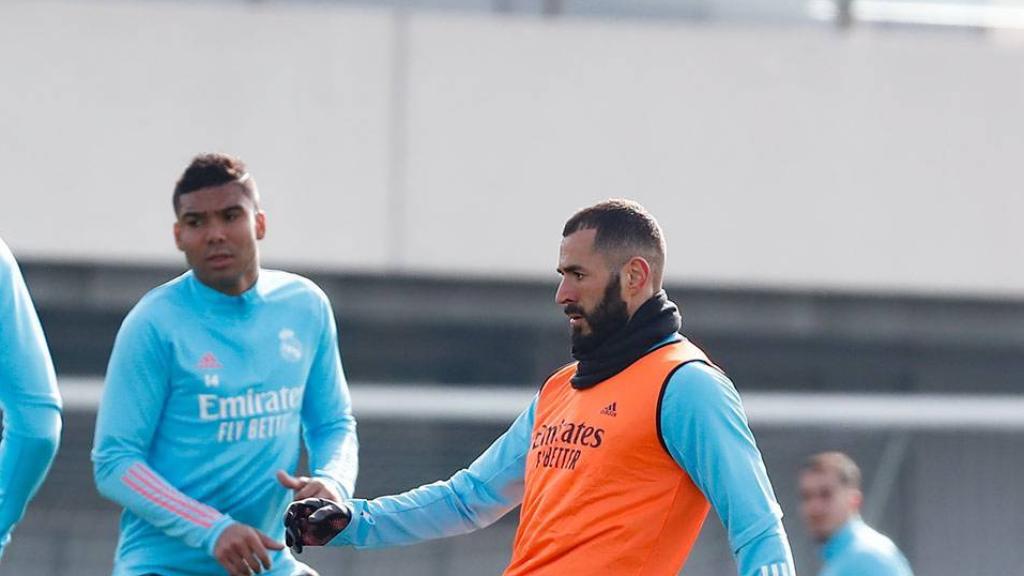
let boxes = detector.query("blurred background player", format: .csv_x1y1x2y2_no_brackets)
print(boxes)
799,451,913,576
0,237,63,561
91,154,358,576
285,199,795,576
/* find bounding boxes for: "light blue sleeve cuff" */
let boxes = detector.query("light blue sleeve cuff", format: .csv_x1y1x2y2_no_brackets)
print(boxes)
735,525,795,576
203,515,238,557
329,501,365,547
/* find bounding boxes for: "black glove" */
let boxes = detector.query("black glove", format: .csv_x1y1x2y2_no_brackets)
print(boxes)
283,498,352,554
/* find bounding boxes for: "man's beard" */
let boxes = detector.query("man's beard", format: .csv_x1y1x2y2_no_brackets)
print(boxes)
565,273,630,355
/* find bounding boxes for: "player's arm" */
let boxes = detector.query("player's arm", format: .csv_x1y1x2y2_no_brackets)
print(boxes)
284,294,358,501
286,396,535,551
661,363,796,576
0,240,63,557
90,310,238,556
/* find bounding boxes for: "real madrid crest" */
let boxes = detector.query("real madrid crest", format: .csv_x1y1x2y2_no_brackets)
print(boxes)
278,328,303,362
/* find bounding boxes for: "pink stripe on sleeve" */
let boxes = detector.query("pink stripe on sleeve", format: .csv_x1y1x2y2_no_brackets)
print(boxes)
130,464,222,520
122,474,214,528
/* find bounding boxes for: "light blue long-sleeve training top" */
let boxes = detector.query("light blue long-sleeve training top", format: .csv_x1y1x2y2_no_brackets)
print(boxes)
92,270,358,576
330,335,795,576
0,238,63,560
821,517,913,576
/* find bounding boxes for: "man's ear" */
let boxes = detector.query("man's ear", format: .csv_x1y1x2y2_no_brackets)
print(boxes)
849,489,864,513
623,256,651,294
173,221,184,251
255,210,267,240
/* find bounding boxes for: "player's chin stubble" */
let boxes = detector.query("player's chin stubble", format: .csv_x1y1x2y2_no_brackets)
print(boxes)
569,274,629,355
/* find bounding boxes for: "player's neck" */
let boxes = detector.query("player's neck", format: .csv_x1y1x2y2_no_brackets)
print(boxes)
197,268,260,296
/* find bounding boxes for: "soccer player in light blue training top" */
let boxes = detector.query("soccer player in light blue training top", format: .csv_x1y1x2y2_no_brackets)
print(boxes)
92,153,358,576
799,452,913,576
0,237,63,561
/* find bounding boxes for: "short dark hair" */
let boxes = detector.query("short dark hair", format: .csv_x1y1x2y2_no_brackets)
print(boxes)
802,451,862,489
173,153,257,213
562,199,666,287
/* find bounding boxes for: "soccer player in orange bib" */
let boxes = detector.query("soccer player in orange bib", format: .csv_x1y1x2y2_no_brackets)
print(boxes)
285,199,795,575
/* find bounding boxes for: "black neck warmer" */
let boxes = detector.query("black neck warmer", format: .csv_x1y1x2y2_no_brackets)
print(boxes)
570,290,682,389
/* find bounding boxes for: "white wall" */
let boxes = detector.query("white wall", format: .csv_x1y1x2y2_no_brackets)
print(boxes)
2,1,1021,296
0,1,395,269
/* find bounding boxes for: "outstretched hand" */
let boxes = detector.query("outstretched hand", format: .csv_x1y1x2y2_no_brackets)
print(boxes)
276,469,342,501
283,498,351,554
